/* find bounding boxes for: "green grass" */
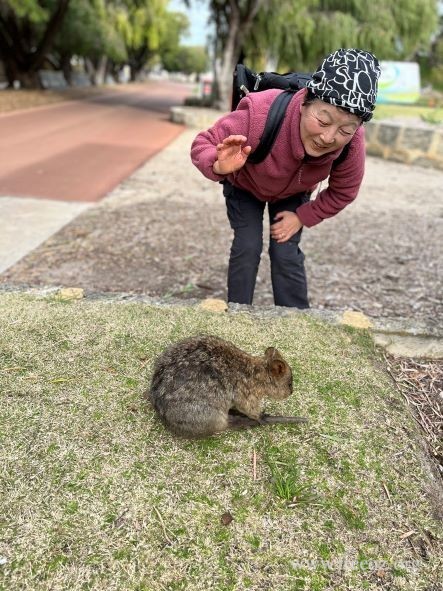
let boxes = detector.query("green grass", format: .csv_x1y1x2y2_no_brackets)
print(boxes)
373,102,443,123
0,292,441,591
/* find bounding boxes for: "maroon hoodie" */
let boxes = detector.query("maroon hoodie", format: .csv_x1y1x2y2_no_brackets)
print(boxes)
190,88,366,228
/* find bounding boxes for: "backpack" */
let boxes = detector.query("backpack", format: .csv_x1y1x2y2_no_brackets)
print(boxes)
232,63,350,166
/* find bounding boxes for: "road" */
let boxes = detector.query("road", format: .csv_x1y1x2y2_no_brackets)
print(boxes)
0,80,191,202
0,80,193,273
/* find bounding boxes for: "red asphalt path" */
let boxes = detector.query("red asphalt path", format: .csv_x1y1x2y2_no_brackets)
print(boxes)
0,81,192,202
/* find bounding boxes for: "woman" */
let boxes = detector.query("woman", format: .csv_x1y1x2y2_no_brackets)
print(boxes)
190,48,381,308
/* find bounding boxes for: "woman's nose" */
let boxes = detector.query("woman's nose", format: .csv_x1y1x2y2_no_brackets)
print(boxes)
320,129,336,144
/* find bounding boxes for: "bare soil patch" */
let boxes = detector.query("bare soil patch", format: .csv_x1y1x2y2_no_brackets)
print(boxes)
0,86,109,113
2,132,442,329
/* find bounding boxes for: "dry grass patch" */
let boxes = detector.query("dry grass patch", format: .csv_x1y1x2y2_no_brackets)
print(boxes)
0,293,441,591
0,87,109,113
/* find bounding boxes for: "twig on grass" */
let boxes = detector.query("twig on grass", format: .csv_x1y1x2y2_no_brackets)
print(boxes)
382,482,392,504
383,354,442,474
152,506,173,545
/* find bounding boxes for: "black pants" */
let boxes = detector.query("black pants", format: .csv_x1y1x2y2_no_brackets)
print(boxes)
223,181,310,308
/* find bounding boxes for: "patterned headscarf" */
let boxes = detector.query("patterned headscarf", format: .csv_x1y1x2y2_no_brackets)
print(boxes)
306,49,381,122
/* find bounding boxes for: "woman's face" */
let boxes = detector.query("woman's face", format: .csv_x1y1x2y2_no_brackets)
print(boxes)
300,98,361,157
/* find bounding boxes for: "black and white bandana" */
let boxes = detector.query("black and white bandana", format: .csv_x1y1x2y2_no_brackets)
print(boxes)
306,48,381,122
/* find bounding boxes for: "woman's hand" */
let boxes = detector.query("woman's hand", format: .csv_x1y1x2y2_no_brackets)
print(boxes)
213,135,252,175
270,211,303,243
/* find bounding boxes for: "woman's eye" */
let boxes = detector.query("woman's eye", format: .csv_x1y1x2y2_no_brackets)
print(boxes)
340,130,353,136
318,120,328,126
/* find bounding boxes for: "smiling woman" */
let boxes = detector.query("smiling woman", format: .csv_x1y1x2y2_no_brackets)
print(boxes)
191,48,381,309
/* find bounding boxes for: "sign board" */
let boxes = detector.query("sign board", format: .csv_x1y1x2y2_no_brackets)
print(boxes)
377,61,421,104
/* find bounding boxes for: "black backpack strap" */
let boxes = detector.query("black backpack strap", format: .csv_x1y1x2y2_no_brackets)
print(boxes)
248,90,295,165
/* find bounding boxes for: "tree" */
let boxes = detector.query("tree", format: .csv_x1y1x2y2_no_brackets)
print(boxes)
245,0,314,70
114,0,176,81
246,0,439,71
157,10,191,70
54,0,126,84
0,0,190,87
162,45,208,75
209,0,265,108
0,0,71,87
206,0,438,109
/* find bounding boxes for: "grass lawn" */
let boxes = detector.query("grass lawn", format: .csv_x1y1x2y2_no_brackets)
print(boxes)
0,87,108,113
373,102,443,123
0,293,441,591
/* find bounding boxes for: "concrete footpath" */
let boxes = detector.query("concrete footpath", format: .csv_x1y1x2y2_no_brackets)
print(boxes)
0,82,189,272
1,119,442,358
0,196,90,273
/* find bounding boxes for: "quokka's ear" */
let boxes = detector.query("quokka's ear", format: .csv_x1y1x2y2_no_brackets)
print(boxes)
269,358,287,378
265,346,278,358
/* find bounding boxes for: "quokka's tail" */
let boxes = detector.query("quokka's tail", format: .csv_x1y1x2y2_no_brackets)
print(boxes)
227,412,308,430
260,413,308,424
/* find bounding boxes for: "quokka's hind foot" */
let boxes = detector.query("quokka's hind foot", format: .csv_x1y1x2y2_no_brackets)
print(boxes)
227,412,262,430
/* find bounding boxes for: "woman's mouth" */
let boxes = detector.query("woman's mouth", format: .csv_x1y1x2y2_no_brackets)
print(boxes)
313,140,328,150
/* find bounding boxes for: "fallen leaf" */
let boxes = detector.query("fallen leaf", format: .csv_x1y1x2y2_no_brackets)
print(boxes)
220,512,233,526
56,287,84,301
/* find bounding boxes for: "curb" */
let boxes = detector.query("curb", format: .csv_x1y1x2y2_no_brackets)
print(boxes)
1,284,441,360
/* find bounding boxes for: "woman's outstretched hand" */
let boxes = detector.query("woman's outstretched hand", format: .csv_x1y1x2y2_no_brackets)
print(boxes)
213,135,252,175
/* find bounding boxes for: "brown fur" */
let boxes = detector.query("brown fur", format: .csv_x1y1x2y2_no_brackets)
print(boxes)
146,335,307,438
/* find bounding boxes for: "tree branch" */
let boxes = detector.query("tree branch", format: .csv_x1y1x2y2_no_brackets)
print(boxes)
30,0,71,71
0,12,27,66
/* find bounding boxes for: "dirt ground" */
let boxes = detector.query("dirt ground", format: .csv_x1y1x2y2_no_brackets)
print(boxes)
2,128,442,329
0,86,110,113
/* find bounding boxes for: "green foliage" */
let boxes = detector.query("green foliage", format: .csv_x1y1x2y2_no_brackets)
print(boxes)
247,0,314,69
114,0,169,55
428,66,443,91
111,0,191,75
162,45,208,74
3,0,48,21
55,0,126,61
245,0,439,71
158,10,199,72
0,0,192,85
420,109,443,124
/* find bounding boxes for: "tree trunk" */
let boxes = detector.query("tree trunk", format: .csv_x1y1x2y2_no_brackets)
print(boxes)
213,0,264,111
85,58,97,85
264,50,279,72
128,46,149,82
17,70,42,89
31,0,71,72
0,0,71,88
60,54,72,85
216,4,241,110
95,55,108,85
1,53,42,88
